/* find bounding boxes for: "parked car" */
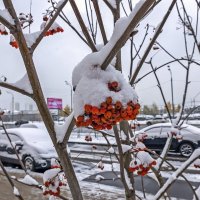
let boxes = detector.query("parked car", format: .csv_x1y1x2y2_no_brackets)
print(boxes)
0,128,60,171
135,123,200,157
146,115,168,126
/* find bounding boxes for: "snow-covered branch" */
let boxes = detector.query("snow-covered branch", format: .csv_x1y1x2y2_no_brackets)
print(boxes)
0,81,33,98
154,149,200,199
100,0,156,71
55,112,75,144
69,0,97,52
0,8,15,30
31,0,68,52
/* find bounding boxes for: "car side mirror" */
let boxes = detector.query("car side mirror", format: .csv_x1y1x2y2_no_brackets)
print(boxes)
15,140,24,147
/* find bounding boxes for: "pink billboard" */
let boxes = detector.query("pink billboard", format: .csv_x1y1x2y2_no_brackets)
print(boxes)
47,98,62,109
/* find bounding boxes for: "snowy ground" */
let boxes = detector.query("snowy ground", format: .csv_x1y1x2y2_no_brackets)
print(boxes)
0,158,199,200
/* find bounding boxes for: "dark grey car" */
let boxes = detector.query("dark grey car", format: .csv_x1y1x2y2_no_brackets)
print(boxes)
136,123,200,157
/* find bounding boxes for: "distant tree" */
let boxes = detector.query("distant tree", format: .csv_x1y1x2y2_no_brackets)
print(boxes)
62,105,71,116
142,105,151,115
175,104,181,113
150,103,159,116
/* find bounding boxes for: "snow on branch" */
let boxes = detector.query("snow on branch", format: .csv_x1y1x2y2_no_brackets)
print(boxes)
99,0,155,70
106,0,117,9
18,175,39,186
11,73,33,94
55,112,74,143
154,149,200,199
24,31,42,48
0,74,33,98
0,9,15,27
72,0,155,83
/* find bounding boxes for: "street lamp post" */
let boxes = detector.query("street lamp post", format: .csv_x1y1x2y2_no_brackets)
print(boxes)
65,81,73,112
168,66,175,118
6,91,14,121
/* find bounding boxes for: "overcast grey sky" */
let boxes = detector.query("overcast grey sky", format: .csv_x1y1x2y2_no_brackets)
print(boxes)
0,0,200,112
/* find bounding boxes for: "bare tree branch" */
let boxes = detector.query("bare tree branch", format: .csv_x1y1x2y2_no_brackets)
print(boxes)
130,0,177,85
154,149,200,199
92,0,108,44
69,0,97,52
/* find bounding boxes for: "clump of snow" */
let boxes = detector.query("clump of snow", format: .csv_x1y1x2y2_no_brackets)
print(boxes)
107,146,115,154
124,169,133,190
120,131,127,141
107,0,117,9
13,186,20,196
73,65,138,117
18,174,39,186
121,144,132,153
56,0,65,8
135,141,146,150
0,9,15,25
10,73,33,94
55,112,74,142
24,31,42,47
95,174,105,181
43,168,61,182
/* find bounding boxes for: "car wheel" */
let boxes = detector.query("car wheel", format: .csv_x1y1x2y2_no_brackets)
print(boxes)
24,156,35,171
6,147,15,154
147,122,152,126
179,143,194,157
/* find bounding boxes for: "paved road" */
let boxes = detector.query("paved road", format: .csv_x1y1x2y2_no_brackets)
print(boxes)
83,171,200,200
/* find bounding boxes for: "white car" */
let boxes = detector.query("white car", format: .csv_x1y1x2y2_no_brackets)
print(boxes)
0,128,59,171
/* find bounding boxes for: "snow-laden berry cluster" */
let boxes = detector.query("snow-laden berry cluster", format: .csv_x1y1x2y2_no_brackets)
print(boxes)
0,23,8,35
10,35,18,48
43,159,67,197
41,20,64,37
73,65,139,130
0,13,64,49
129,142,156,176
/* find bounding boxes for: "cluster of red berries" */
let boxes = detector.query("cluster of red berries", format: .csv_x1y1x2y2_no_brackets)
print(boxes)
44,26,64,36
108,81,120,92
85,134,92,142
129,160,156,176
194,164,200,168
9,35,18,48
10,40,18,48
43,160,67,197
43,179,62,196
0,24,8,35
76,96,140,130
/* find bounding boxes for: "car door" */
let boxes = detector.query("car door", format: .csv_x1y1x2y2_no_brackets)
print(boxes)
143,126,169,150
0,133,22,165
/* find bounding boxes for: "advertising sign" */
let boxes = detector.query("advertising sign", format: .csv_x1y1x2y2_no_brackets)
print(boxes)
47,98,62,109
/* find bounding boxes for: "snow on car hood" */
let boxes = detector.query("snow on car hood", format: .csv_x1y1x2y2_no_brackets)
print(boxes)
28,140,56,155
